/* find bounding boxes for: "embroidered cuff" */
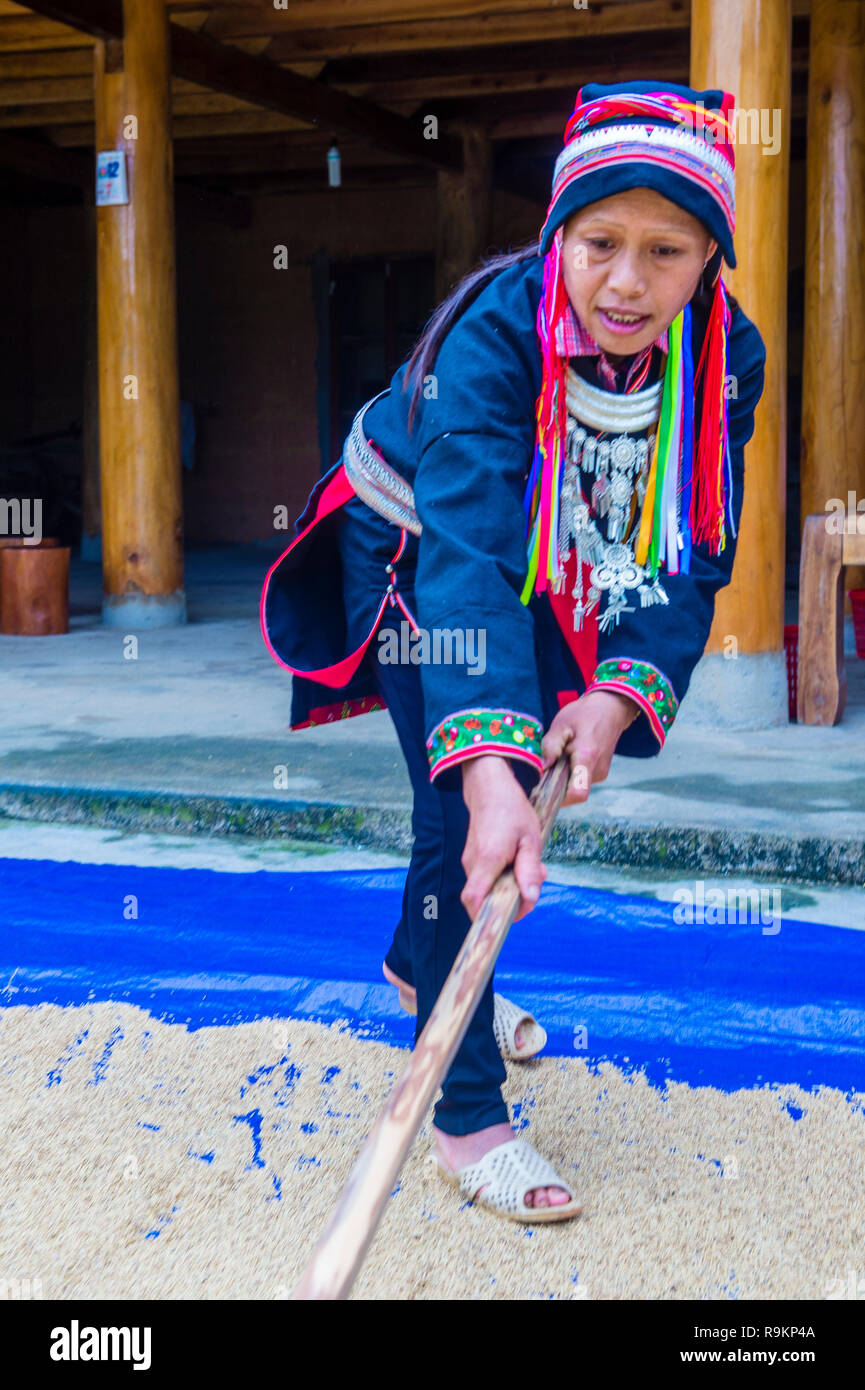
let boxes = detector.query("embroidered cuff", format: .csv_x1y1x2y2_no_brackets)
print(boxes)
426,708,544,782
586,658,678,747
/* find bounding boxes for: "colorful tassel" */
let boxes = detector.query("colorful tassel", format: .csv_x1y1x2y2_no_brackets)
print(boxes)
522,250,731,604
521,232,569,602
691,273,730,553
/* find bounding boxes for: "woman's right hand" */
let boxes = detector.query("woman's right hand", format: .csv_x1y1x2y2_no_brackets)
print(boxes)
460,755,546,922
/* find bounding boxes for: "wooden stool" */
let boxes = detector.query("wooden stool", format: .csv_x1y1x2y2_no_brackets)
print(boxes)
797,513,865,724
0,541,69,635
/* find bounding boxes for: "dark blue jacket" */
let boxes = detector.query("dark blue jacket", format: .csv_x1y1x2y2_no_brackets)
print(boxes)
262,253,766,787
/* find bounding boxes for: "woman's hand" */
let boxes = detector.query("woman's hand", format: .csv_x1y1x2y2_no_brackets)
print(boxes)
541,689,638,806
460,756,546,922
459,691,637,920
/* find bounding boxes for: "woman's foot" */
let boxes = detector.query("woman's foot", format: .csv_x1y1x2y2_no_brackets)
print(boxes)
383,963,529,1050
432,1122,571,1209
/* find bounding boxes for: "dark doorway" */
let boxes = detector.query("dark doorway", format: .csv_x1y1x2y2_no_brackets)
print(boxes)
327,255,435,470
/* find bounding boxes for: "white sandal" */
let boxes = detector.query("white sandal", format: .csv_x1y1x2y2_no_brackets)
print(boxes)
492,993,547,1060
391,969,546,1061
430,1138,582,1224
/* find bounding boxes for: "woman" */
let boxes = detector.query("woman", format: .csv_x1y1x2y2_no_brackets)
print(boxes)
261,81,766,1223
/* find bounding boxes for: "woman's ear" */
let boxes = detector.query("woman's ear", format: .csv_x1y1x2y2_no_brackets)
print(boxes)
704,236,719,267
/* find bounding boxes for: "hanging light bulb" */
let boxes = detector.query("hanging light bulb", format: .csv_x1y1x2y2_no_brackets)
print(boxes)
327,140,341,187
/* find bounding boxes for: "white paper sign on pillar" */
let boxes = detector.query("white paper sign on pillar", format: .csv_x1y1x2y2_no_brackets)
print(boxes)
96,151,129,206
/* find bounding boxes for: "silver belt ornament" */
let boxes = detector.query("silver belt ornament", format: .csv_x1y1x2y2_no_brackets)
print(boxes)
559,368,670,633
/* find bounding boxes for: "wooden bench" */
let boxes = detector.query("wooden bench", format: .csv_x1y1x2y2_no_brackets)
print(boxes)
797,513,865,725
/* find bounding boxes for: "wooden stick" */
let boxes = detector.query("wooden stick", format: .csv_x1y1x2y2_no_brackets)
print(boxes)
291,754,572,1301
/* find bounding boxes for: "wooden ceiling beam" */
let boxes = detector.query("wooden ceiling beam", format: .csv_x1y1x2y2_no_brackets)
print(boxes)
22,0,464,169
48,109,319,145
195,0,644,32
262,0,811,62
262,2,689,63
0,13,92,49
0,72,286,105
0,47,92,75
0,89,296,127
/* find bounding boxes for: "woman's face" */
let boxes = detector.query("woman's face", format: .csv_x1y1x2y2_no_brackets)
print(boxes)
561,187,717,359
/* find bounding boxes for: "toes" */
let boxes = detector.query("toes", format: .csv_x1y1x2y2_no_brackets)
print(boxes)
524,1186,570,1209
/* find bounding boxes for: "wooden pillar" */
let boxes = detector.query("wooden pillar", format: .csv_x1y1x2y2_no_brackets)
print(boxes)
435,124,492,302
690,0,791,724
801,0,865,592
94,2,185,628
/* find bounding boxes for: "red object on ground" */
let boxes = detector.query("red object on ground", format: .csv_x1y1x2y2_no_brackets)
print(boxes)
783,624,798,722
849,590,865,660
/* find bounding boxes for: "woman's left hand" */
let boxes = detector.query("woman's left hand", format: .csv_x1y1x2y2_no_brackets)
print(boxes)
541,689,639,807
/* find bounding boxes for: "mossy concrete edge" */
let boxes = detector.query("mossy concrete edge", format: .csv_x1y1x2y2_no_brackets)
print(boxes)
1,783,862,887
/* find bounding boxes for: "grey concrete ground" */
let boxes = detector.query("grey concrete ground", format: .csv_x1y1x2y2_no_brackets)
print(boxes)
0,547,863,885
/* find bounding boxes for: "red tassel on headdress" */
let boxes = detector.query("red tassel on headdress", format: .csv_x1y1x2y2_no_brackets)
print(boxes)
532,230,570,594
691,272,730,553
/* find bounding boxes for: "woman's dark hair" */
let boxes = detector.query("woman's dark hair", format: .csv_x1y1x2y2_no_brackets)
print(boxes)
402,237,736,432
403,241,539,431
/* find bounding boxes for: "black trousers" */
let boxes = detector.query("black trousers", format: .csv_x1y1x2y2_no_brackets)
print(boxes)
336,492,581,1135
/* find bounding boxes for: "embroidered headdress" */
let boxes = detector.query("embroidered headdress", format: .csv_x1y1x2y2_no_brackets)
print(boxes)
522,81,737,605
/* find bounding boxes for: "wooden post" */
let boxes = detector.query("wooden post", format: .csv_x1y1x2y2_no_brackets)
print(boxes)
800,0,865,593
0,546,70,636
797,515,865,725
690,0,791,725
94,3,185,628
435,123,491,303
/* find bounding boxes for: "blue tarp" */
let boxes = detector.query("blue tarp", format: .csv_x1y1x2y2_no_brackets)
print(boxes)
2,858,863,1092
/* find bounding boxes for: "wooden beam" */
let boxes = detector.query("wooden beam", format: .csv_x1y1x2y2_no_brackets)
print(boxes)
0,91,287,126
48,108,310,144
22,0,463,170
0,73,260,105
0,13,92,48
203,0,647,31
262,1,692,63
0,49,93,77
17,0,120,40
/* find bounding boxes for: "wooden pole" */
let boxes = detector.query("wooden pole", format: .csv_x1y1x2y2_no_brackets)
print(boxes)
691,0,791,719
800,0,865,593
435,122,492,302
0,546,70,635
94,2,185,627
291,755,571,1302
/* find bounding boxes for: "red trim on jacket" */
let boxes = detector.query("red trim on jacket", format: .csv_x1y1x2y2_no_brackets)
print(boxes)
260,463,412,689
